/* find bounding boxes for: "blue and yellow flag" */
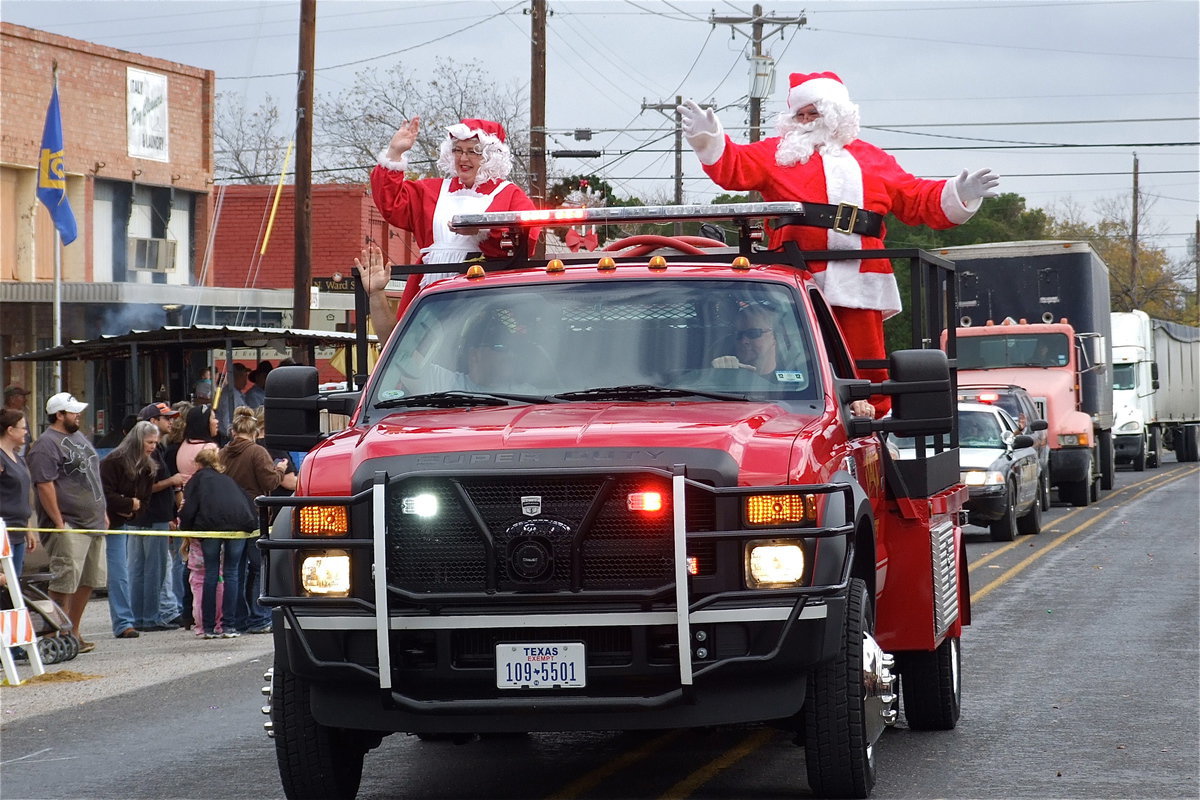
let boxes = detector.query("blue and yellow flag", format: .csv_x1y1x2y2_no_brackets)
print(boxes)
37,82,77,245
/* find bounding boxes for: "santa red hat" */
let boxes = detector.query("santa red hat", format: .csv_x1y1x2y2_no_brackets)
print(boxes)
786,72,851,115
446,118,506,146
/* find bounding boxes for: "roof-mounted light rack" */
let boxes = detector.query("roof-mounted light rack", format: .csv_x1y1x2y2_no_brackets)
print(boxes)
449,201,807,232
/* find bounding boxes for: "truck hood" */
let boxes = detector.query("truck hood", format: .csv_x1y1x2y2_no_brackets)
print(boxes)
303,401,826,494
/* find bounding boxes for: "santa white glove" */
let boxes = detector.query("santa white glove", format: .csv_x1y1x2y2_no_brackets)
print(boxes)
955,168,1000,204
678,99,726,165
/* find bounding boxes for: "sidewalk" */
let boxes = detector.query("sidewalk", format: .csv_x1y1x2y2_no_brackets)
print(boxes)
0,597,273,726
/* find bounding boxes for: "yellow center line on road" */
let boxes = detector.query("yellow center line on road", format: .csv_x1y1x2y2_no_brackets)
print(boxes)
972,466,1198,602
544,729,685,800
657,728,776,799
968,465,1191,573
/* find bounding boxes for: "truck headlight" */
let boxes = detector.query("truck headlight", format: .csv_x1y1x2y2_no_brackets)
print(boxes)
1118,421,1142,433
961,470,1005,486
745,540,805,588
300,551,351,596
1058,433,1089,447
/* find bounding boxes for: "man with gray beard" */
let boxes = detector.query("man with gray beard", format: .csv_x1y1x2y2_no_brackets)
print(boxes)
680,71,999,416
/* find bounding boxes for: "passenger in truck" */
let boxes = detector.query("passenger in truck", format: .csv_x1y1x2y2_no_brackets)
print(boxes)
393,313,542,397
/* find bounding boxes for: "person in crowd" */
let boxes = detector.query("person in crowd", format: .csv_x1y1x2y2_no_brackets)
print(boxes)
99,420,163,639
248,407,296,634
245,361,273,409
0,408,37,576
174,403,220,634
360,117,540,341
128,403,185,632
178,447,257,639
26,392,107,653
193,368,213,404
679,71,999,416
215,363,252,438
711,306,783,377
164,401,193,627
220,406,296,634
3,385,32,455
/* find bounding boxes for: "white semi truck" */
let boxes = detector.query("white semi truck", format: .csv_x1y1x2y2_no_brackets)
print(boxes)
1110,309,1200,468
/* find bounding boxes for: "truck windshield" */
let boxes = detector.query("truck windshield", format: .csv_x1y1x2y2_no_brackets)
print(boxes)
1112,363,1136,390
957,333,1070,369
367,279,821,410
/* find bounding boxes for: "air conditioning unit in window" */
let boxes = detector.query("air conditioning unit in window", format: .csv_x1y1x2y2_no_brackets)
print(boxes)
127,237,178,272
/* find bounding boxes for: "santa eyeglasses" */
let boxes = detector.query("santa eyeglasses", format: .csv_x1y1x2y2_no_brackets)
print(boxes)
451,145,485,158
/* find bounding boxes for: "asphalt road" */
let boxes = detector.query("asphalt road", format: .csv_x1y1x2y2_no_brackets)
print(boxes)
2,458,1197,800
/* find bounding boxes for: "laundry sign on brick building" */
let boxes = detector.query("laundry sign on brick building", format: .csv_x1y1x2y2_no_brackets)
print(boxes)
127,66,168,161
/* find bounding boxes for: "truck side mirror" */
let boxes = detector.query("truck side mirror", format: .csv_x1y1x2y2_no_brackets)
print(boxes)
1012,434,1035,449
1029,419,1048,432
263,366,323,452
857,349,954,437
1151,362,1160,390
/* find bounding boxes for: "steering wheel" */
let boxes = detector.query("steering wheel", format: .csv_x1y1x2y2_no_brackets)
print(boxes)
601,234,728,258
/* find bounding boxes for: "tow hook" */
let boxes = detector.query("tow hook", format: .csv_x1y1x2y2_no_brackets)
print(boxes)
262,667,275,738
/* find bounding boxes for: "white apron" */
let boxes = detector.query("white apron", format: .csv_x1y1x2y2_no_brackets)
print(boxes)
419,178,511,288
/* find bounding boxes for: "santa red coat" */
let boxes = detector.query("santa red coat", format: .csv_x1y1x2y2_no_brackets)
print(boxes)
702,136,977,319
370,166,537,259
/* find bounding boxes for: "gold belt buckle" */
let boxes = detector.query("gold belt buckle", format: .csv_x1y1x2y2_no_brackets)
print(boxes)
833,202,859,235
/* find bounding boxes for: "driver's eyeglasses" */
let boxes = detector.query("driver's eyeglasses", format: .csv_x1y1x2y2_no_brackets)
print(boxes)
736,328,773,340
451,146,484,158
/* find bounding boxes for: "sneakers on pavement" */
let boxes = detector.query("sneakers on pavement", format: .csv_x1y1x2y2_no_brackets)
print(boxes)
221,630,241,638
116,628,141,638
247,625,272,634
203,631,221,639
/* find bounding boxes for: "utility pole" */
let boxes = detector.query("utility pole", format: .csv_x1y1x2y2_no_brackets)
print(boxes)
1130,152,1139,309
293,0,315,332
528,0,547,257
708,5,806,143
641,97,685,232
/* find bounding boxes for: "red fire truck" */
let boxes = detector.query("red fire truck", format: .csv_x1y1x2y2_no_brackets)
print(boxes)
257,203,969,799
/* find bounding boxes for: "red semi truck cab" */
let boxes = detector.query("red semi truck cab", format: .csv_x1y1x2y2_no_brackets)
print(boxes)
257,203,969,800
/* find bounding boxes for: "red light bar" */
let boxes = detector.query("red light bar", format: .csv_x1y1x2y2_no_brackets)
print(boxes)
449,201,807,232
977,392,999,403
627,491,663,512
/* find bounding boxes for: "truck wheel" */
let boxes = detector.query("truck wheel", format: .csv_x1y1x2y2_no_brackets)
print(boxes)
803,578,877,799
1099,430,1115,490
1039,473,1052,511
1016,489,1042,535
1132,435,1147,471
988,484,1018,542
273,663,373,800
899,636,961,731
1147,428,1160,468
1179,425,1200,462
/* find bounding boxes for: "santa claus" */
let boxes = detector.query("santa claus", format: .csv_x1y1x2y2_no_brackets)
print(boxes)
679,72,999,415
364,117,539,339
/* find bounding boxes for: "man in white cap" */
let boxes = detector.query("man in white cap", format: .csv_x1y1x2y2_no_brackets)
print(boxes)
361,117,540,341
679,71,1000,415
26,392,107,652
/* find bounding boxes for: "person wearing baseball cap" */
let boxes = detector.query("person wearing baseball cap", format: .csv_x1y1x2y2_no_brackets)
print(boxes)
26,391,106,653
679,71,999,417
360,115,541,341
138,402,180,422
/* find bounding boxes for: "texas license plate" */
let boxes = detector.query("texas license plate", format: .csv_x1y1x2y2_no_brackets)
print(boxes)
496,642,586,689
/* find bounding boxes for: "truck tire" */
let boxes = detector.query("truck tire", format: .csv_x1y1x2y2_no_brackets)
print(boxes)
803,578,876,799
899,636,961,731
1148,427,1160,468
1061,456,1093,508
1179,425,1200,462
273,662,374,800
1016,489,1042,535
1132,434,1147,472
989,484,1018,542
1099,430,1115,490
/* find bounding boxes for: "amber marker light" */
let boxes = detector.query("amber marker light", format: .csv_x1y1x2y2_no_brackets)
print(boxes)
597,256,617,271
732,256,751,270
648,255,668,270
546,258,565,273
466,264,486,279
298,505,349,537
745,494,817,526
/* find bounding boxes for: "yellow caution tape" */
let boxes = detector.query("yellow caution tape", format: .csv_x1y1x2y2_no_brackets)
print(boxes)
8,527,260,539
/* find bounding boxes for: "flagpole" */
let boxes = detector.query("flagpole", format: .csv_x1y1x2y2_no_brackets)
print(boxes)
38,59,76,395
50,61,63,392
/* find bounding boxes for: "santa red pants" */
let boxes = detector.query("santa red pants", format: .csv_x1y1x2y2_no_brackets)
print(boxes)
832,306,891,417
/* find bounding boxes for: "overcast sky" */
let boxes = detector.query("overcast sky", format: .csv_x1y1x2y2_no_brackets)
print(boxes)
6,0,1198,261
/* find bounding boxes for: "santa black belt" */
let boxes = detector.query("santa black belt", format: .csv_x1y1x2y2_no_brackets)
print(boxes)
776,203,883,238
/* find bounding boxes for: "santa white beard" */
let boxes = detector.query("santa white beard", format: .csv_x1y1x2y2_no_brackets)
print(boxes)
773,102,860,167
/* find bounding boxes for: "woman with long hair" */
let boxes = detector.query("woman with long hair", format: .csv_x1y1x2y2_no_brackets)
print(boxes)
0,408,37,576
175,404,218,485
99,420,160,639
179,447,257,638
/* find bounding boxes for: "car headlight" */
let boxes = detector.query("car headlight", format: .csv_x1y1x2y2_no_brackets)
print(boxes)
745,540,806,588
1058,433,1089,447
300,551,351,596
961,470,1005,486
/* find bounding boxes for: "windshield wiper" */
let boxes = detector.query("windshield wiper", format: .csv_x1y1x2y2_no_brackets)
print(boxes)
553,384,748,402
375,391,549,409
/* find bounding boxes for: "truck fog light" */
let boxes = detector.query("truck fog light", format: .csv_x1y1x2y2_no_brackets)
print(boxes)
745,541,805,588
301,551,351,596
402,493,438,517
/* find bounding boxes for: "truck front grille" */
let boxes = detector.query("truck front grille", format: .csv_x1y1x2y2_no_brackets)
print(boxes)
384,474,716,594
